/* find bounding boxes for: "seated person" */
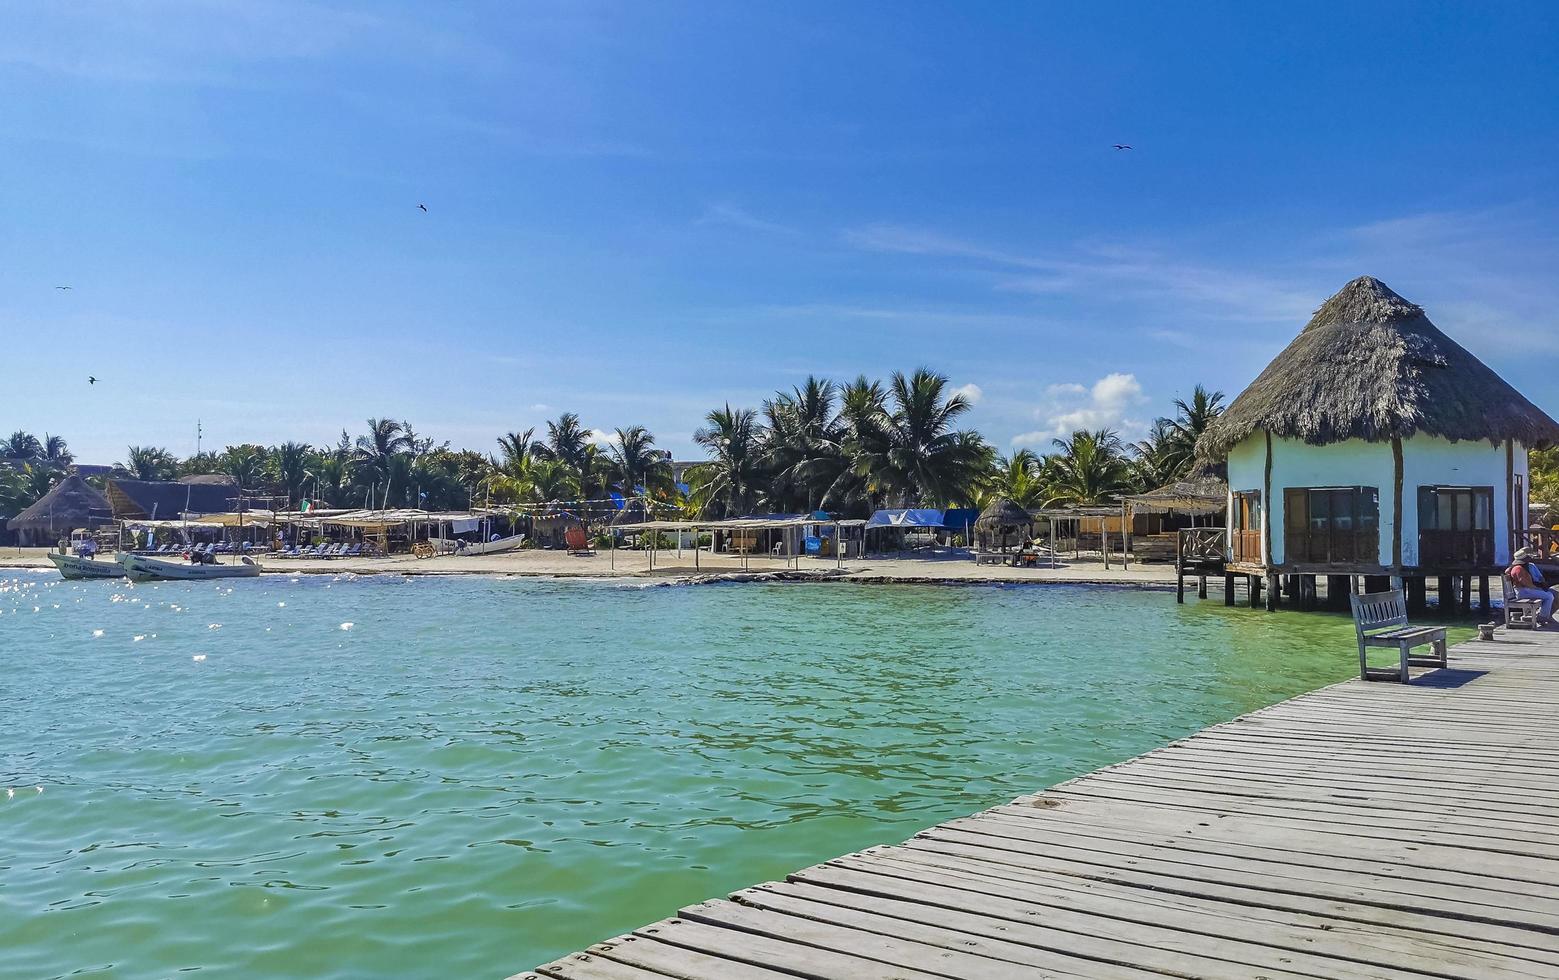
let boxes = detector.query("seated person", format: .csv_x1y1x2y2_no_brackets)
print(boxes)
1509,547,1557,626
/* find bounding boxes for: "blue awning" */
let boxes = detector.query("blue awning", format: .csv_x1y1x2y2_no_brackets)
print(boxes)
941,508,980,531
866,508,944,528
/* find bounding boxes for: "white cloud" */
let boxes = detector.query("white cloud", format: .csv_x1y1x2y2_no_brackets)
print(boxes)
530,403,551,412
1012,373,1148,448
586,428,614,447
697,203,798,236
951,382,983,405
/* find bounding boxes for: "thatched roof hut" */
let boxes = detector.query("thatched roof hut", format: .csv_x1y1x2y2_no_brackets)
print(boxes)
1197,276,1559,459
6,475,113,544
973,497,1033,550
974,498,1033,533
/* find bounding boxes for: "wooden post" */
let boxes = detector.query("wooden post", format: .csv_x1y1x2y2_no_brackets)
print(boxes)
1248,574,1261,609
1459,575,1472,615
1479,575,1491,616
1436,575,1454,612
1224,573,1235,606
1326,575,1350,610
1265,572,1280,612
1175,531,1184,604
1198,574,1207,599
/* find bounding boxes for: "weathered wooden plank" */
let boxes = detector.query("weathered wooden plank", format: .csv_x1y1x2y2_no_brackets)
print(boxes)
681,894,1148,979
754,872,1456,979
525,950,684,980
627,916,954,980
988,802,1559,898
825,850,1559,975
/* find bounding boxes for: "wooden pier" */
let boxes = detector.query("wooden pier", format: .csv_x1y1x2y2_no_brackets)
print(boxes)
516,628,1559,979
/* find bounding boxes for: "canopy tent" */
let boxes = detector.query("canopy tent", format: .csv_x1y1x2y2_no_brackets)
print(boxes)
940,507,980,537
865,508,944,528
607,515,853,572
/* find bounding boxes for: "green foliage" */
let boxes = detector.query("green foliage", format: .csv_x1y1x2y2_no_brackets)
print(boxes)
1531,446,1559,516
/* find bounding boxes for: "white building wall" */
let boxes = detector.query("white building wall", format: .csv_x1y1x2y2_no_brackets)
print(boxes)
1221,432,1524,569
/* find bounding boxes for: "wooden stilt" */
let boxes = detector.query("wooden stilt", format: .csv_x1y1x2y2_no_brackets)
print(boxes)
1480,575,1491,616
1248,574,1261,608
1175,533,1184,604
1197,574,1207,599
1437,575,1455,612
1326,575,1350,610
1223,573,1235,606
1265,572,1280,612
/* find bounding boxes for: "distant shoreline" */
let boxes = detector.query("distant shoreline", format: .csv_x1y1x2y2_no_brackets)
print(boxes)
0,547,1180,588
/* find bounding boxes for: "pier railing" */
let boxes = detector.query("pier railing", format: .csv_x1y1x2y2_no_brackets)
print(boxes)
1177,527,1227,565
1515,527,1556,560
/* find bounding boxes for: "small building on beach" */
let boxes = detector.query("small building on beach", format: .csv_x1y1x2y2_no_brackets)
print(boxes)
106,476,243,521
1197,275,1559,609
4,474,113,546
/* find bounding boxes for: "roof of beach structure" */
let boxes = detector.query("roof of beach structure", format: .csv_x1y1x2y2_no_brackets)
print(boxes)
5,474,113,532
1124,461,1229,515
1196,276,1559,458
974,498,1034,531
106,478,242,520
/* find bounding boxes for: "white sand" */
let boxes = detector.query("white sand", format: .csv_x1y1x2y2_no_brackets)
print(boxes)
0,545,1178,586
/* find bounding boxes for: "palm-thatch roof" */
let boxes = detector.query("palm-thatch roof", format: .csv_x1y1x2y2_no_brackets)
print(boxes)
6,475,113,533
974,498,1034,532
1124,474,1229,515
107,478,241,520
1197,276,1559,459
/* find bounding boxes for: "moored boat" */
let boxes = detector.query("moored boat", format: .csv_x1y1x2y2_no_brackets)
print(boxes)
118,552,262,582
47,552,126,580
427,532,527,556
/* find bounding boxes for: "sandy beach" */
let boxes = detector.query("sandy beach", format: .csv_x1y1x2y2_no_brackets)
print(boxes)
0,546,1178,586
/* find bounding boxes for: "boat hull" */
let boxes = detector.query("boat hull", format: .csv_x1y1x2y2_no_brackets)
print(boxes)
428,533,526,556
47,552,125,580
118,553,262,582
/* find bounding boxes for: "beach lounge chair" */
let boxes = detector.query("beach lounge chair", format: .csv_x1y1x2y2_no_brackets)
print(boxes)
565,526,593,556
345,543,362,557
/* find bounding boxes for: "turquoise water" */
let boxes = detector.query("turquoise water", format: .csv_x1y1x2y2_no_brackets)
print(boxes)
0,571,1437,978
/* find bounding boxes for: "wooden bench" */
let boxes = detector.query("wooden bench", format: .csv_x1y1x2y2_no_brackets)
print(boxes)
973,551,1008,566
1501,574,1544,629
1350,589,1447,682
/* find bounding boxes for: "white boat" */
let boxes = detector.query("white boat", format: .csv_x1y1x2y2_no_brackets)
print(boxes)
118,552,262,582
427,533,527,556
47,552,126,580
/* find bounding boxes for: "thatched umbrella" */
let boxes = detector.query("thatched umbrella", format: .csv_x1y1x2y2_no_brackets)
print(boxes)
1197,276,1559,458
974,497,1033,551
6,474,112,546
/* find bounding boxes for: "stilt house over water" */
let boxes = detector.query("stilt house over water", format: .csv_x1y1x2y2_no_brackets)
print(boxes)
1196,275,1559,610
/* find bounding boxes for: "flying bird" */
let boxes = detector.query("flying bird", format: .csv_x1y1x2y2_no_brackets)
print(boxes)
55,285,72,290
417,203,428,212
88,376,97,385
1113,144,1132,150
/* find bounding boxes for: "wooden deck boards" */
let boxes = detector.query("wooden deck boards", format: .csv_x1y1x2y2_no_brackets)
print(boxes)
516,628,1559,979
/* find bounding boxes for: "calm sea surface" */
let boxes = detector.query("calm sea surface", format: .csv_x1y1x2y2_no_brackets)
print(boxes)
0,571,1467,978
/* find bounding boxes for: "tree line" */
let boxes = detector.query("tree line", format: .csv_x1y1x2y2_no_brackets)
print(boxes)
1,370,1234,520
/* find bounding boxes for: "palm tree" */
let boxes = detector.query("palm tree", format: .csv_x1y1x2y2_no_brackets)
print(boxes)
1163,384,1226,473
496,428,539,476
762,376,857,512
1130,419,1182,492
983,450,1047,509
122,446,178,481
41,435,72,466
1044,429,1132,506
220,444,270,489
605,426,670,500
3,431,42,460
541,412,592,496
689,404,764,518
850,368,991,507
272,441,313,507
354,418,413,497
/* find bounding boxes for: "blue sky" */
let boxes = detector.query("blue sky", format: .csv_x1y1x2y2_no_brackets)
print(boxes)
5,1,1559,464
